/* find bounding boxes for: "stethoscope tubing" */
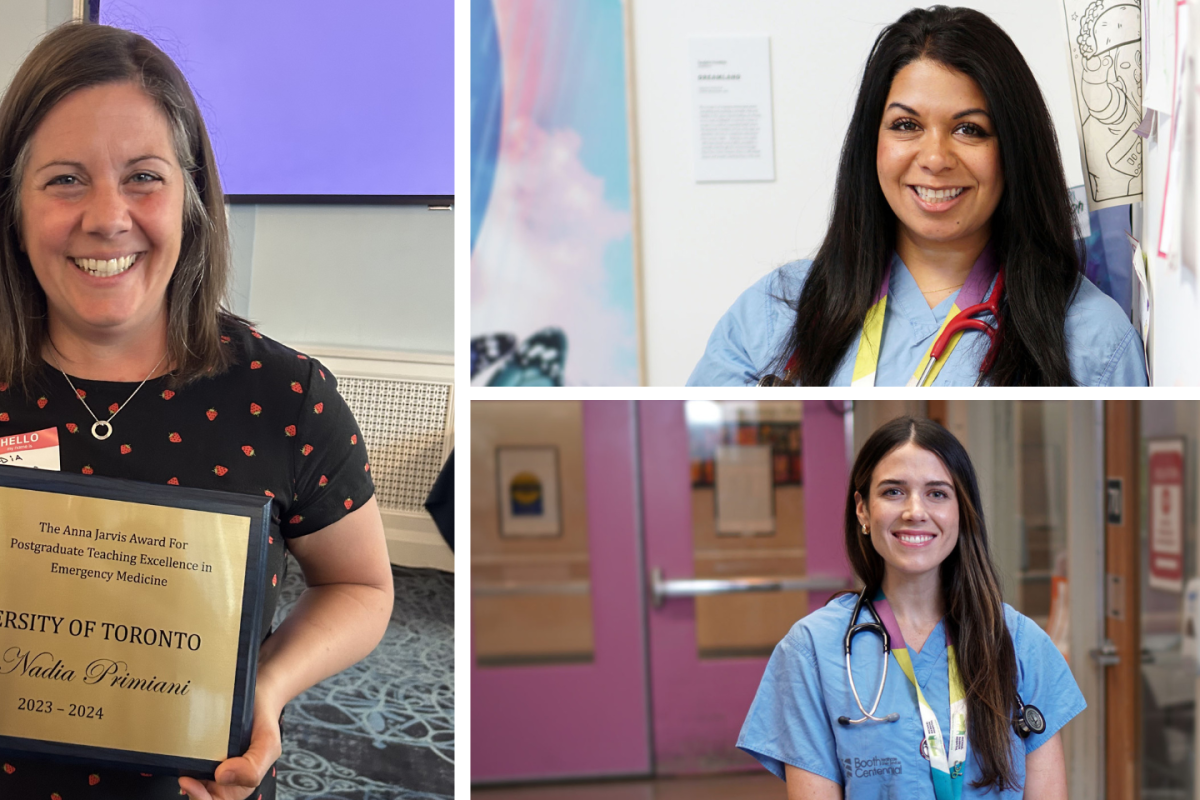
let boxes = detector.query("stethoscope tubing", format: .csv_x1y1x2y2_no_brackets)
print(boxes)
839,591,900,725
838,588,1045,736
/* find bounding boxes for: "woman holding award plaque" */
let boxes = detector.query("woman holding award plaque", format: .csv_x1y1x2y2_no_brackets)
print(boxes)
0,23,394,800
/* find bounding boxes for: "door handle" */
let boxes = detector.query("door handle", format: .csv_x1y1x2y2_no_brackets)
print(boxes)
1089,638,1120,667
650,567,848,608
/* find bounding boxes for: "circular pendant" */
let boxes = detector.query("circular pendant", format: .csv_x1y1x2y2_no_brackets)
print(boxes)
91,420,113,441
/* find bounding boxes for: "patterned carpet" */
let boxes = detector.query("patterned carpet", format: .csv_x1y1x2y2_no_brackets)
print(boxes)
272,556,455,800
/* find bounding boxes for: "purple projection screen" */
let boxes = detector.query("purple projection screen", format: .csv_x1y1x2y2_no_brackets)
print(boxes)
98,1,453,202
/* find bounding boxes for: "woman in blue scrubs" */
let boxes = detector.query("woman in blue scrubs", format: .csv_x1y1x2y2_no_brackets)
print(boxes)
688,6,1147,387
738,416,1083,798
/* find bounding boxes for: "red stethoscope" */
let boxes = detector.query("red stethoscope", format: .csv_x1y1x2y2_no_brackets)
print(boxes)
911,267,1005,387
761,267,1005,387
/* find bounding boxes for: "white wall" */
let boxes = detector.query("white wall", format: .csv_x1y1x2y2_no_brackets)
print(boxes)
232,205,454,355
631,0,1086,385
0,0,72,89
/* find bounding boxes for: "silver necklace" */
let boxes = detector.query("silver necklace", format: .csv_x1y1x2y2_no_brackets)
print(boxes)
56,353,168,441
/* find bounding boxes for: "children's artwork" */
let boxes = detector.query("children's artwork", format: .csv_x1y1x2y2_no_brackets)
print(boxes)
1062,0,1144,210
471,0,641,386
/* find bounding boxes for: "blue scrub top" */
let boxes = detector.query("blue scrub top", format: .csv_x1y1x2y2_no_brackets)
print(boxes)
737,594,1086,798
687,254,1148,386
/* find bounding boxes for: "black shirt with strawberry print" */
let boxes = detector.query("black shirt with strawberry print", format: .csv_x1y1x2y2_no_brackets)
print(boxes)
0,322,375,799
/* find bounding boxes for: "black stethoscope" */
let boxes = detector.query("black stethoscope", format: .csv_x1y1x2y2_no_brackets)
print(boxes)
837,590,1047,738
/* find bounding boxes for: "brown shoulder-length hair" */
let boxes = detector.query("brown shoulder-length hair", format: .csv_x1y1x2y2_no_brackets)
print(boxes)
0,22,238,389
844,415,1020,792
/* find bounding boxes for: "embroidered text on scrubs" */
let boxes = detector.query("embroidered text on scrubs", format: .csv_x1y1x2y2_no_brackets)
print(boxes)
848,755,904,778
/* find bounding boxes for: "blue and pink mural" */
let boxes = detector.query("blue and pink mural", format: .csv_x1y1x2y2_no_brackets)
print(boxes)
471,0,640,386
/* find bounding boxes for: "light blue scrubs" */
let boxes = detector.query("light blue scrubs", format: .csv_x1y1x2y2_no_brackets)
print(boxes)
737,593,1086,798
687,254,1148,386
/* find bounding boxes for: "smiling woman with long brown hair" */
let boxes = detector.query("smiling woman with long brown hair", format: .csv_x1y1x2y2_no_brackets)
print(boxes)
688,6,1146,387
737,416,1084,798
0,22,393,800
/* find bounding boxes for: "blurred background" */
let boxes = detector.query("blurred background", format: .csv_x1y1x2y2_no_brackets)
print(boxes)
472,399,1197,800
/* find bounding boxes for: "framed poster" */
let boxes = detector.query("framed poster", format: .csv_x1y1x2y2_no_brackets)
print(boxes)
496,447,562,538
1148,438,1185,592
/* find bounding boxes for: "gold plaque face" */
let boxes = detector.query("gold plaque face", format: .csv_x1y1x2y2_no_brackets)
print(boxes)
0,486,250,761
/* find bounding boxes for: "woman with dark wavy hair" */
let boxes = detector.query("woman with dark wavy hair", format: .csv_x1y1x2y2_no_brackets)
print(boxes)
738,416,1083,798
688,6,1146,386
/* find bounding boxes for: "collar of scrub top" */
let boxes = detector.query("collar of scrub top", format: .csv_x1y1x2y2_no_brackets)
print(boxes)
854,244,1002,387
769,246,1002,387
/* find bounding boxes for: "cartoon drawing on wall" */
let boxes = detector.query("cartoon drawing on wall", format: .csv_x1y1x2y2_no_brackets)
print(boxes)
1063,0,1144,210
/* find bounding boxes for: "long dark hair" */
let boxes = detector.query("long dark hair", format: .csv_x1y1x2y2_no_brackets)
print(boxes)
0,22,240,390
775,6,1080,386
845,416,1020,792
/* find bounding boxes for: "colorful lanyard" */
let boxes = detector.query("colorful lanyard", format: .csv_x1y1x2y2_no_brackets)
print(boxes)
850,248,999,387
873,593,967,800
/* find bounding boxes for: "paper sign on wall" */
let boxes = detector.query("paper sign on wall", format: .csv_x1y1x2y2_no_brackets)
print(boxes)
714,444,774,535
690,36,775,182
1148,438,1185,592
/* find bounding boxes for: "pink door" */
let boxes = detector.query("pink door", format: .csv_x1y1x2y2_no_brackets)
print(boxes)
471,402,651,782
640,401,852,773
471,400,851,782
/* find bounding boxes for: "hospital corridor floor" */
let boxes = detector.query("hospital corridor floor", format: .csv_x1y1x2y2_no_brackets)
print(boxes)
472,773,781,799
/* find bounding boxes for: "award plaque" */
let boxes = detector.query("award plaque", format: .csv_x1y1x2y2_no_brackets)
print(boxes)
0,464,270,778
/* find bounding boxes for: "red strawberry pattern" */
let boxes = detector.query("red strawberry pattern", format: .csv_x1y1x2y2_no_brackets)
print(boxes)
108,403,120,414
75,389,86,399
36,396,47,409
0,382,8,391
250,403,262,416
0,323,369,798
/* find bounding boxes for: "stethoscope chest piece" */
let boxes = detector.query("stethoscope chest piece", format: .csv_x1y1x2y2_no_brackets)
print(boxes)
1013,701,1045,738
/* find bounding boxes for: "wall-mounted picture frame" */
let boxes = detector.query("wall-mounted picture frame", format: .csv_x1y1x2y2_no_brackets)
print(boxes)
496,446,563,538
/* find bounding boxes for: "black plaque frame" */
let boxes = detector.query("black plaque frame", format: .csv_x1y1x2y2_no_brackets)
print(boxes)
0,464,271,779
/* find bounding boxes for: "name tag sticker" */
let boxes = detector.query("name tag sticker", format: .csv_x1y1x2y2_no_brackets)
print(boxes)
0,427,61,471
